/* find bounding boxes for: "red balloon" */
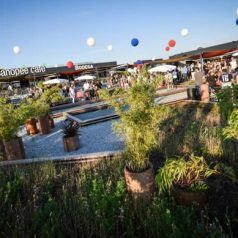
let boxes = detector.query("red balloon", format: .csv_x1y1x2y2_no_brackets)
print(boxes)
67,61,74,69
168,40,176,47
165,46,170,51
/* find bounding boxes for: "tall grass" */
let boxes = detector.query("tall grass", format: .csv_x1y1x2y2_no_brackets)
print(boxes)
157,103,238,162
0,102,237,237
0,158,231,238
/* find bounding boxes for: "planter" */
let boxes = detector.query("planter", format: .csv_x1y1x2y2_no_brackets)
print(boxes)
48,115,55,129
63,135,80,152
187,88,197,100
124,163,155,200
200,83,209,102
0,140,6,160
3,137,25,160
172,186,207,208
38,114,51,135
25,118,38,135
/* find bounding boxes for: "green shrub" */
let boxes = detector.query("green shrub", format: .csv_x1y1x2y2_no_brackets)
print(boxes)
100,79,162,172
156,154,219,193
39,86,65,106
0,103,25,140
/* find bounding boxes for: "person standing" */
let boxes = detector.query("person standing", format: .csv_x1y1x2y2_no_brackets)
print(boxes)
172,70,178,88
230,57,237,73
166,71,173,90
181,65,188,81
194,67,204,100
69,85,76,104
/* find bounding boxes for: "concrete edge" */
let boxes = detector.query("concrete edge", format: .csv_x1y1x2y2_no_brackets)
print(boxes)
0,150,124,166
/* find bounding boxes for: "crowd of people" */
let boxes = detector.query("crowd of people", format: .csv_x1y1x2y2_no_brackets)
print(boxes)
3,56,238,105
25,79,103,104
67,79,103,103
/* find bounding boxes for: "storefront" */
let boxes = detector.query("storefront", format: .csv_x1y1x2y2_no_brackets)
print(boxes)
0,61,117,88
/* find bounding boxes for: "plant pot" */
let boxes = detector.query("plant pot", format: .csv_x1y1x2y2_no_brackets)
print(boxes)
172,186,207,208
3,137,25,160
200,83,209,102
48,115,55,129
25,118,38,135
187,88,197,100
124,163,155,200
38,114,51,135
0,140,6,160
63,135,80,152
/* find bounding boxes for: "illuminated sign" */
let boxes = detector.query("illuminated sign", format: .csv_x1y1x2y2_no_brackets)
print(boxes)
0,66,46,77
75,64,94,70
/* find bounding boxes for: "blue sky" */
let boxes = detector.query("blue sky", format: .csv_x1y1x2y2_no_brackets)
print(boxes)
1,0,238,69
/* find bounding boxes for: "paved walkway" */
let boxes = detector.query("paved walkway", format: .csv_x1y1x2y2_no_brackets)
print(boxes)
0,90,188,164
53,89,188,115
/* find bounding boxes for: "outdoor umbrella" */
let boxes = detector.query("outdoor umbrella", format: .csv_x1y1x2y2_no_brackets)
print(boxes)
43,78,69,85
148,65,176,73
74,74,96,81
232,51,238,57
127,68,134,73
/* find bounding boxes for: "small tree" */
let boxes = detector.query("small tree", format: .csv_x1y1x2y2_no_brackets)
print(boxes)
100,74,162,172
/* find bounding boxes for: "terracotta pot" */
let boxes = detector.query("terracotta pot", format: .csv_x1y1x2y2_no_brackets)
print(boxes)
63,135,80,152
3,137,25,160
200,83,209,102
0,140,6,160
172,186,207,208
124,163,155,200
38,114,51,135
187,88,196,100
48,115,55,129
25,118,38,135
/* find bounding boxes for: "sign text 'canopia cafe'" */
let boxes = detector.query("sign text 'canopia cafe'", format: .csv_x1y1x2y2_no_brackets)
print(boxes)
0,66,46,77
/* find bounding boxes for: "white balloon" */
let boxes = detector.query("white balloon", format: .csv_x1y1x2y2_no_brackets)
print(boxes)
13,45,21,54
236,8,238,16
180,28,189,37
107,45,113,51
87,37,96,47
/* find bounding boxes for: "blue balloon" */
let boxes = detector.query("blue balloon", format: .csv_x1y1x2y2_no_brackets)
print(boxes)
131,38,139,47
236,19,238,25
134,60,142,64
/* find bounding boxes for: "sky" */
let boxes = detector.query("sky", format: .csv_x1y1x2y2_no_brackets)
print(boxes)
1,0,238,69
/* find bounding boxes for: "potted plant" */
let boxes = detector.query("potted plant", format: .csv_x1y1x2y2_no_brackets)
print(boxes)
0,103,26,160
99,72,162,200
48,111,55,129
62,119,80,152
20,100,38,135
34,101,51,135
156,154,219,207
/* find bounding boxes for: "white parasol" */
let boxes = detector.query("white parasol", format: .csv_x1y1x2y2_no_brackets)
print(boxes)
43,78,69,85
74,74,96,81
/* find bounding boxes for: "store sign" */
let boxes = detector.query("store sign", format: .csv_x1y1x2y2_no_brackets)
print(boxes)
75,64,94,70
0,66,46,77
